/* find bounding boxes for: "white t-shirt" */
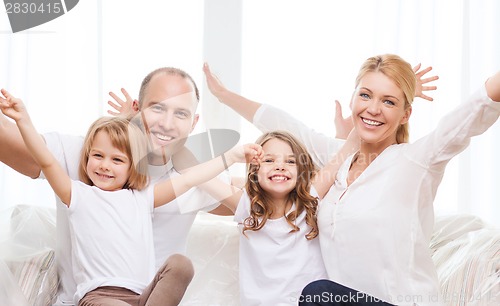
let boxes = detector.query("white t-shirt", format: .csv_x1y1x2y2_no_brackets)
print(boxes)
234,187,327,306
68,181,155,303
256,86,499,305
40,134,230,305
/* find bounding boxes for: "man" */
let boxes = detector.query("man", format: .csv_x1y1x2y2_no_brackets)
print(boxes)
0,67,233,305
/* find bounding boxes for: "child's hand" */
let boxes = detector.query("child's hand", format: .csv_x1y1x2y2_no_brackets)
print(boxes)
226,143,263,165
0,89,28,122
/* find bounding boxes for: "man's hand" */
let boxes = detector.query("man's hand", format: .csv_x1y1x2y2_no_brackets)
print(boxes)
107,88,139,118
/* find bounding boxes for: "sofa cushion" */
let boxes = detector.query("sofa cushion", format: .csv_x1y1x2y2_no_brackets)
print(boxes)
431,214,500,305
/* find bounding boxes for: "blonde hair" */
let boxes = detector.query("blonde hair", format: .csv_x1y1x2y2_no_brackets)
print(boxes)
243,131,319,240
355,54,416,143
78,117,149,190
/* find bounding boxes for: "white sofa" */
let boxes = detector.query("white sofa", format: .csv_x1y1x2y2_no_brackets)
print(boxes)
1,206,499,306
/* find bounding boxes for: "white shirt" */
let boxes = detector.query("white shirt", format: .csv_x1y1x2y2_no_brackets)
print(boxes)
41,134,230,305
68,181,155,303
234,188,327,306
254,86,499,305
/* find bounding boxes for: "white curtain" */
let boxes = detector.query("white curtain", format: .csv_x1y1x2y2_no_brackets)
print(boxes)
1,0,499,225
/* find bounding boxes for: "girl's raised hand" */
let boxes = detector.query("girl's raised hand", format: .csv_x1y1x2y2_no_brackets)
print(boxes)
0,89,28,122
226,143,263,166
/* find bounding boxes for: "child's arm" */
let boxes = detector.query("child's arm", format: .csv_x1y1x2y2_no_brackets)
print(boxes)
171,147,244,213
0,89,72,206
197,178,243,213
153,143,262,208
313,130,359,200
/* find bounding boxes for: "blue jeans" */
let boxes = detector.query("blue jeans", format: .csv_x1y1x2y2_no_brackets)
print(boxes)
299,280,395,305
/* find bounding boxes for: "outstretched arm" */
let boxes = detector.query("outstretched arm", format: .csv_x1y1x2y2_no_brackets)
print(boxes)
153,143,262,208
204,62,342,167
313,130,360,199
0,112,41,178
203,63,261,122
0,89,71,205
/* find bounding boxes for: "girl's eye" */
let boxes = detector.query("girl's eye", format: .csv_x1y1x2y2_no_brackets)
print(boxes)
286,160,296,165
93,153,102,158
113,158,124,163
263,159,274,163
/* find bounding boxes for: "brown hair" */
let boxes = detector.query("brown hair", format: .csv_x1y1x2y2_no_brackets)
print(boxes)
243,131,319,240
355,54,416,143
138,67,200,109
78,117,149,190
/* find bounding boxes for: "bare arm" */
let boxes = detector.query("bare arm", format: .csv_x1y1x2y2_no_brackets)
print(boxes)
0,89,71,205
485,70,500,101
199,178,243,213
313,130,360,199
203,63,261,122
153,143,262,208
0,111,42,178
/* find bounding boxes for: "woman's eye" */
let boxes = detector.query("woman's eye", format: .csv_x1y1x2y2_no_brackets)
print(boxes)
360,93,370,99
384,100,395,106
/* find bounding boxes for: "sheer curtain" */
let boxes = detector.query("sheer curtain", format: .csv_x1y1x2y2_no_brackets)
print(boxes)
1,0,499,224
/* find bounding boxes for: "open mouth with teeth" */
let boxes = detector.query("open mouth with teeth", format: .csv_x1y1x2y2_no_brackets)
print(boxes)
361,117,383,127
152,132,175,142
95,172,114,179
269,174,291,182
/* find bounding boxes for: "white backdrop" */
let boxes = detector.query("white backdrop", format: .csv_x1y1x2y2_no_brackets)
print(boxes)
0,0,499,225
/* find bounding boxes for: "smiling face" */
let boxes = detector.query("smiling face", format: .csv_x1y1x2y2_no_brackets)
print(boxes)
256,138,298,201
85,131,132,191
139,73,199,165
351,71,411,150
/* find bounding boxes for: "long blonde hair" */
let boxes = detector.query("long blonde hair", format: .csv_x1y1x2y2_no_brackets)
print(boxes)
78,117,149,190
243,131,319,240
355,54,416,143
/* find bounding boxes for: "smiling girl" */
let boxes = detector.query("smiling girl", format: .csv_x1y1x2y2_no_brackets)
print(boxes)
206,130,358,306
0,88,262,306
